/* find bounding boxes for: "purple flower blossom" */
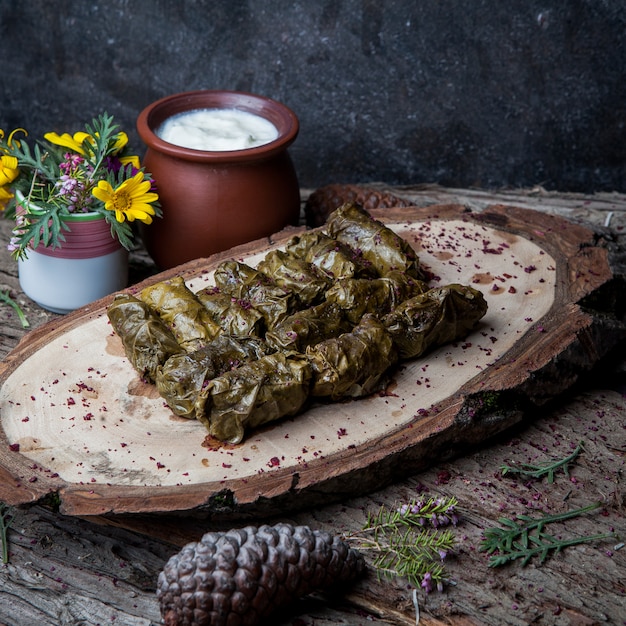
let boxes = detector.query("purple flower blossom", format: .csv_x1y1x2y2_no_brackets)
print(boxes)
56,174,78,195
54,172,94,212
397,497,459,528
7,236,21,253
59,152,83,175
104,155,124,175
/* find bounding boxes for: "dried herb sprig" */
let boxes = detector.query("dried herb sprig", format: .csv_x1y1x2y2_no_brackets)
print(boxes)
0,501,14,564
347,496,459,592
0,289,29,328
480,502,614,568
500,441,583,483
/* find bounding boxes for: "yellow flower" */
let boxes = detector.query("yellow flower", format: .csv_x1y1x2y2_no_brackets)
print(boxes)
45,129,129,156
0,155,19,186
44,130,93,155
112,131,129,153
0,184,14,210
119,154,141,170
1,128,26,149
92,171,158,224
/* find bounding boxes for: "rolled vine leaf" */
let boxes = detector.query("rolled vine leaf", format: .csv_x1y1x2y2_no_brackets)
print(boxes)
326,201,426,280
107,205,488,444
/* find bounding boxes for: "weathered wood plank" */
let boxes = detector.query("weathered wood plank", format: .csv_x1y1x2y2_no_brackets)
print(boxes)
1,382,623,625
1,186,625,626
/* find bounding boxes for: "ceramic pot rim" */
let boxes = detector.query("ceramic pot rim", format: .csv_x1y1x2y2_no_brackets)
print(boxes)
15,190,104,223
136,90,299,163
15,191,121,258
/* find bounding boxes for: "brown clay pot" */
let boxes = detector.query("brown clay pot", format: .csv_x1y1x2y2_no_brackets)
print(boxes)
136,90,301,269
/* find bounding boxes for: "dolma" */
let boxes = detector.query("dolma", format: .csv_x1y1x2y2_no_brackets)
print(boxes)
203,352,312,444
382,284,488,360
155,335,272,419
284,231,373,280
139,276,221,351
256,249,331,308
325,202,425,280
325,270,427,325
265,301,352,352
107,293,182,383
214,260,295,329
196,286,264,337
213,259,261,292
306,314,398,400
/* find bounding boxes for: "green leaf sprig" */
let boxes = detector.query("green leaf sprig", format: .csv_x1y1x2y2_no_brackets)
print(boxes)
346,496,459,593
479,502,614,568
0,501,15,564
500,441,584,483
2,113,160,260
0,289,29,328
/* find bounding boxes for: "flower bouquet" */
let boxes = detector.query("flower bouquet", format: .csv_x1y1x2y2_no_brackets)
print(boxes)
0,113,160,260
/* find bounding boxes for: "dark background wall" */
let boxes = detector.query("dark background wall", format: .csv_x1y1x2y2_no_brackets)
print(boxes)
1,0,624,193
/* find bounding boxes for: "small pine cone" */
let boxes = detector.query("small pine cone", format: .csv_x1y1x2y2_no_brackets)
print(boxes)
304,183,416,227
157,523,365,626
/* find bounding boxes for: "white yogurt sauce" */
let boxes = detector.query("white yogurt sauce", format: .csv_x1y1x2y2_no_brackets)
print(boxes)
156,108,279,151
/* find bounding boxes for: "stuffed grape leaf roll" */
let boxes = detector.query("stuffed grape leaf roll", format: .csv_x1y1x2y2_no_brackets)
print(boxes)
139,276,221,352
265,301,352,352
214,260,262,292
214,260,296,329
196,286,265,337
107,293,182,383
326,202,425,280
284,231,373,280
155,335,273,419
382,284,488,359
325,270,427,325
306,314,398,400
202,352,312,444
256,249,331,308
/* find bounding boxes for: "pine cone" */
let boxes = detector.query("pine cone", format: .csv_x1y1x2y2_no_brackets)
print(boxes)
305,184,416,227
157,523,365,626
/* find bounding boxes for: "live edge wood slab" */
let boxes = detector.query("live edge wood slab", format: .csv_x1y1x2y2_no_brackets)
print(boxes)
0,185,625,626
0,202,621,520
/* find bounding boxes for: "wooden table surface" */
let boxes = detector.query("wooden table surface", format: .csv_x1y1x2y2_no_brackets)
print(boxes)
0,184,625,626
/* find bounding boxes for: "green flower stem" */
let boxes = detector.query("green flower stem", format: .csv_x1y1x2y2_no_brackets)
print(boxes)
0,502,14,564
480,502,614,567
346,497,459,591
0,290,29,328
485,532,614,568
500,441,584,482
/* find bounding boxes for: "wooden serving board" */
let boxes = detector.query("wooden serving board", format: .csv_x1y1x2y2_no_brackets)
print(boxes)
0,204,621,519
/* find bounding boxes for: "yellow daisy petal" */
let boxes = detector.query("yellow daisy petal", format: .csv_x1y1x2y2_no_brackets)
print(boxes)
0,185,14,210
92,172,159,225
120,155,141,170
0,155,19,186
44,130,96,156
44,132,85,155
112,132,129,153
